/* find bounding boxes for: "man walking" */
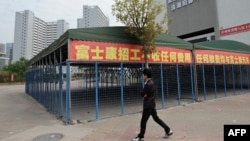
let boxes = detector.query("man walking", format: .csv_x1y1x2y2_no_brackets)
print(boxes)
132,68,173,141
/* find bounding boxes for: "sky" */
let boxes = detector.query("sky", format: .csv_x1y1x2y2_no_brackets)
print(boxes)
0,0,124,44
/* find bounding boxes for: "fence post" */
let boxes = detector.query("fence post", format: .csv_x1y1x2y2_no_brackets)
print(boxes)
160,63,165,108
65,60,71,124
35,64,37,99
95,62,99,120
53,51,57,114
202,64,206,100
42,59,45,106
240,65,243,92
213,65,217,98
190,64,195,103
176,64,181,106
192,45,199,101
120,62,124,115
58,48,63,118
223,65,227,97
49,55,52,112
45,59,49,108
38,63,40,100
232,65,235,95
31,71,33,97
58,63,63,118
247,65,250,91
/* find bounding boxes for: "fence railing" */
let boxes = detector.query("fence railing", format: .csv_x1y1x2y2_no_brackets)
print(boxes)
25,60,250,124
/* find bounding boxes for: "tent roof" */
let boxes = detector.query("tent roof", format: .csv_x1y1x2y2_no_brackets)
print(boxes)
194,40,250,54
28,26,192,65
63,26,192,49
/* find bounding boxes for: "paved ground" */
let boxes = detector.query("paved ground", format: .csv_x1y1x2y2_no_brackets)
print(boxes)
0,84,250,141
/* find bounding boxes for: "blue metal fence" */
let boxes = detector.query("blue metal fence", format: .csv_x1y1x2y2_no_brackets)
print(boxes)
25,60,250,124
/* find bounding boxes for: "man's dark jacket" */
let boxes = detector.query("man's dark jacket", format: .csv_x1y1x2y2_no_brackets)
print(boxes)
141,79,156,109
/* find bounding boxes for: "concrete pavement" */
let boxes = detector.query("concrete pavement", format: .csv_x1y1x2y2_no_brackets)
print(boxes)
0,84,250,141
0,85,92,141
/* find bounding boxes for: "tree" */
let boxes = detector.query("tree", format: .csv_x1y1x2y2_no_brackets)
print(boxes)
2,57,28,76
112,0,170,68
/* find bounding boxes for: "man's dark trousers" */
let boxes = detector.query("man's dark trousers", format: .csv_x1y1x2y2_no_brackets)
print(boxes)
138,108,170,138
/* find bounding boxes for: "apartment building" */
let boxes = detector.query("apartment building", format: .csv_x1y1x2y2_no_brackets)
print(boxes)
77,5,109,28
13,10,68,62
0,43,8,68
6,43,13,64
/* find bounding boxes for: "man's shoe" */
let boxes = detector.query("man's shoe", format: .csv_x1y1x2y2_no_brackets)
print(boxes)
164,130,173,138
132,136,144,141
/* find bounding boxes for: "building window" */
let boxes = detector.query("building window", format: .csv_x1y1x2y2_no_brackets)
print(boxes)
188,0,193,4
171,3,176,11
177,1,182,9
182,0,188,6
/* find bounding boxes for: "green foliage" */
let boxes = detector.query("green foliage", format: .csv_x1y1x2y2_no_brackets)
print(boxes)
0,57,28,82
0,70,10,75
2,57,29,76
112,0,170,68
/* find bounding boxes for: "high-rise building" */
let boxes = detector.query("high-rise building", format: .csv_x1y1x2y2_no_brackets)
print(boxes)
0,43,8,68
46,20,69,47
77,5,109,28
13,10,69,62
6,43,13,64
165,0,250,44
155,0,169,30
